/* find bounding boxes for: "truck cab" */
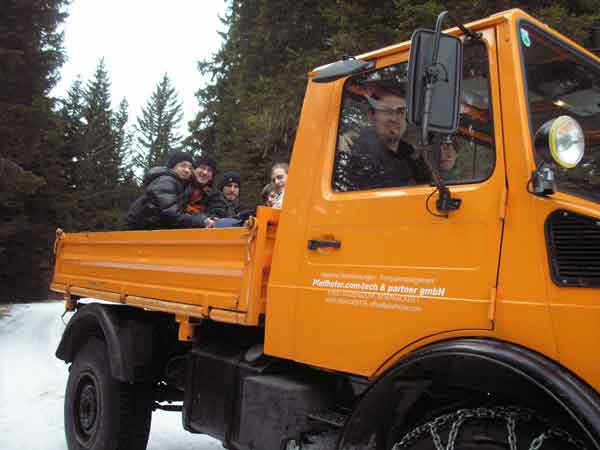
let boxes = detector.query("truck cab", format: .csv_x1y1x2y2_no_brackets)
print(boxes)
53,9,600,450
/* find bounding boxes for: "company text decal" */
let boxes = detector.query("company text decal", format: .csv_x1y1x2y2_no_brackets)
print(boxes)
312,272,448,313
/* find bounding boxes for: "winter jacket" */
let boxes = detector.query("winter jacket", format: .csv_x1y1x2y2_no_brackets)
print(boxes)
186,180,213,214
127,167,208,230
345,128,430,190
206,192,247,219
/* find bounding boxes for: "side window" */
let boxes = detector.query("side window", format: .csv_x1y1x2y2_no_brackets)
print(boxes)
332,40,495,192
456,41,496,183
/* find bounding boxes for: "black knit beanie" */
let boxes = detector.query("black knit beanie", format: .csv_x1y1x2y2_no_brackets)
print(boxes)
195,156,218,174
167,151,194,169
220,171,241,191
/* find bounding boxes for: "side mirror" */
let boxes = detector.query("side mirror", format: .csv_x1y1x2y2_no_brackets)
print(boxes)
407,29,463,134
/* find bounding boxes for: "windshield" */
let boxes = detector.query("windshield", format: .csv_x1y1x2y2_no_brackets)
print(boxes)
520,23,600,203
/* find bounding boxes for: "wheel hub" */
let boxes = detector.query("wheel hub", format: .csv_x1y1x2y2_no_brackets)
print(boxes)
74,374,100,446
79,383,97,430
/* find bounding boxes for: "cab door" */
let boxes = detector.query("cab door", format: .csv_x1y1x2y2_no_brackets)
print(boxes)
294,31,506,376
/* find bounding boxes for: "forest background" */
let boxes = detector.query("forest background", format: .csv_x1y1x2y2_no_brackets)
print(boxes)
2,0,600,301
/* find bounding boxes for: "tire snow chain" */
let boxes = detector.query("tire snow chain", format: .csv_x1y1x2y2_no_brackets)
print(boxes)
390,406,588,450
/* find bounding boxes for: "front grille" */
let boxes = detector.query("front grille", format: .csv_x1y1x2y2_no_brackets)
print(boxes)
546,210,600,287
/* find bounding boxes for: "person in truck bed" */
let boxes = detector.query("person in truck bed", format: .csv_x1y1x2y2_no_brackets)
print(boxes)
260,183,277,207
207,171,247,219
186,156,217,215
270,162,288,208
126,151,214,230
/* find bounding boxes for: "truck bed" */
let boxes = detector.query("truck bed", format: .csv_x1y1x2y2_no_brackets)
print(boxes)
51,207,279,326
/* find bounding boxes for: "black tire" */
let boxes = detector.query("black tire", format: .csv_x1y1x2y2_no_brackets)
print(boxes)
391,407,584,450
64,337,153,450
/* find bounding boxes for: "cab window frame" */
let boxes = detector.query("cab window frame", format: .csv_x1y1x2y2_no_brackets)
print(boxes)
330,38,497,194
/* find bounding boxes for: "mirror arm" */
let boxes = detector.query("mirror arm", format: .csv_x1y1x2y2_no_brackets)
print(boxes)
421,11,449,147
421,80,434,146
419,10,462,215
431,11,448,62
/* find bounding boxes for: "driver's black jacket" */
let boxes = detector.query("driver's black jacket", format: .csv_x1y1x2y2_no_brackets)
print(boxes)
339,128,430,191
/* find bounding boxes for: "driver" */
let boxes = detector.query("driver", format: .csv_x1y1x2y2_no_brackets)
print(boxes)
346,86,429,190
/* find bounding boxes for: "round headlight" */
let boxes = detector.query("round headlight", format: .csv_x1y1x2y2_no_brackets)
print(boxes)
535,116,585,169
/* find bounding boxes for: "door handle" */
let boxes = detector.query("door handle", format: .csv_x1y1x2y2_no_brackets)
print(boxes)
308,239,342,251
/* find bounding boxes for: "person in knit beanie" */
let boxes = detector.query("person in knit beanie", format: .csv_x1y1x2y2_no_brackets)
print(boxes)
195,156,217,176
127,151,213,230
186,156,218,215
206,171,247,219
166,151,194,170
219,171,241,192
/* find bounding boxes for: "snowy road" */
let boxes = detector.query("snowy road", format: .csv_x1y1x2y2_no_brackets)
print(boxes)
0,301,224,450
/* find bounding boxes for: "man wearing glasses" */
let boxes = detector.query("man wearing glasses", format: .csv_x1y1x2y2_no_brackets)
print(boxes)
345,86,429,190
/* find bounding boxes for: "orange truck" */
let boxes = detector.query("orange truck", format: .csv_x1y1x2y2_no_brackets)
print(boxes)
52,9,600,450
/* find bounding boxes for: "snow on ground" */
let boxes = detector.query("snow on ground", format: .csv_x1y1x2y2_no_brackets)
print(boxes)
0,301,225,450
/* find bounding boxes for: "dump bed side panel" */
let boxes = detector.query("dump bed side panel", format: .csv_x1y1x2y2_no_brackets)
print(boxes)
51,208,279,325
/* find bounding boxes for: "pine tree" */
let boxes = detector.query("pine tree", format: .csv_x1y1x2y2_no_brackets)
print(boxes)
59,78,85,197
188,0,333,204
81,59,120,185
135,73,184,171
113,97,142,214
0,0,69,301
71,59,127,230
114,97,134,176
